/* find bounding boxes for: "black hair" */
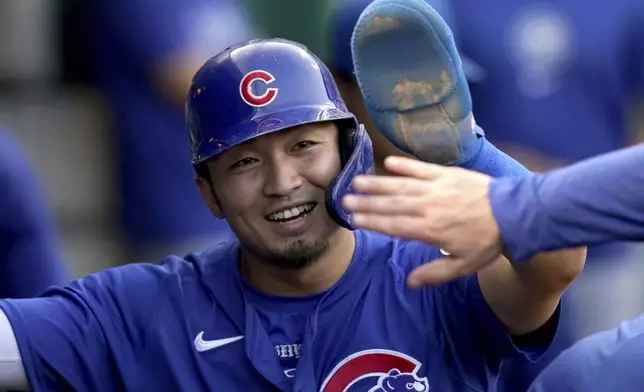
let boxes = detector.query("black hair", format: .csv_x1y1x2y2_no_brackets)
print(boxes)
194,162,212,185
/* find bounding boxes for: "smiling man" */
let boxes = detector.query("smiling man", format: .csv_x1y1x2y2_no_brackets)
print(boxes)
0,1,584,390
196,120,357,296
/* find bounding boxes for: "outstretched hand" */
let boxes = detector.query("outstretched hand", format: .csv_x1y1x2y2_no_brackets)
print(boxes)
342,156,504,287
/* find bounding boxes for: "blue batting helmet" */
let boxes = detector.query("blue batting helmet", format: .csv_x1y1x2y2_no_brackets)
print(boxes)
186,38,375,230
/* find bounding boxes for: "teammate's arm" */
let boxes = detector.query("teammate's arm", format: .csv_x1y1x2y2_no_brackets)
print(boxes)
346,152,585,336
476,250,582,335
441,139,585,336
461,139,585,334
492,143,644,261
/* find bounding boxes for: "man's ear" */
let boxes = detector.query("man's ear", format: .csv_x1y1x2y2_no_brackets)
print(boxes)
195,176,224,218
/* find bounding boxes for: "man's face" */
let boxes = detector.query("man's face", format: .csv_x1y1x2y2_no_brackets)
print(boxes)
199,122,342,269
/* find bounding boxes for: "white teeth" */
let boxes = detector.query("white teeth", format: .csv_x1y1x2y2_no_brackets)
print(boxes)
268,203,315,221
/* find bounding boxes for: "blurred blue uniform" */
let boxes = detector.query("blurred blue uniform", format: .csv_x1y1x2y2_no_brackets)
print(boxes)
0,130,68,297
452,0,644,164
82,0,253,260
450,0,644,266
0,230,557,390
581,329,644,392
448,1,644,390
527,314,644,391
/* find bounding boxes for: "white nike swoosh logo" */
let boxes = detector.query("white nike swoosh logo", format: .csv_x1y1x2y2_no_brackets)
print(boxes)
194,332,244,352
440,248,450,256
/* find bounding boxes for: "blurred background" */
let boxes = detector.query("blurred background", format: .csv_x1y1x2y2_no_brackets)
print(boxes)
1,0,643,390
0,0,345,278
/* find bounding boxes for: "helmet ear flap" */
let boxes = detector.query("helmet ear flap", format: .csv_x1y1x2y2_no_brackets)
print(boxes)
325,123,375,229
337,119,358,167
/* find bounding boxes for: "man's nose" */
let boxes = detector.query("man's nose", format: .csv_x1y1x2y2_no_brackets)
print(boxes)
262,157,304,197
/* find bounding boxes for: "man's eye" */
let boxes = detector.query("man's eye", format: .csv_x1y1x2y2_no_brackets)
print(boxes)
230,157,256,169
293,140,316,150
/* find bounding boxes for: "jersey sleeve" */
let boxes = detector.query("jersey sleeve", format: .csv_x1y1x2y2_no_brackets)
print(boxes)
490,144,644,261
0,132,69,297
89,0,253,68
429,275,560,389
0,262,172,391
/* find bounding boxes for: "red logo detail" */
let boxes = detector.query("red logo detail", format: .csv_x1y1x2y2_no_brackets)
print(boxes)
319,349,425,392
239,70,278,107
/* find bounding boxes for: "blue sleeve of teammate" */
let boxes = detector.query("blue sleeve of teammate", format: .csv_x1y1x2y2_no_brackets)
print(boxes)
0,133,69,297
490,144,644,262
0,262,171,390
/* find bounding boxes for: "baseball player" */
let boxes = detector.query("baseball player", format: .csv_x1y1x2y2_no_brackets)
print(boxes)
0,1,584,390
0,130,69,297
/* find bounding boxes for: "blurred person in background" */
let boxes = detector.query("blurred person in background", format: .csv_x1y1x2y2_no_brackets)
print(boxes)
81,0,255,262
330,0,644,390
0,129,69,297
437,1,644,391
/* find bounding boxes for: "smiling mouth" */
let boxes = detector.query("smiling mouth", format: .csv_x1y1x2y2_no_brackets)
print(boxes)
266,203,317,223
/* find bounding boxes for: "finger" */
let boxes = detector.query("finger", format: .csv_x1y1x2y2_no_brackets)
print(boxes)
352,175,430,195
406,257,471,287
342,194,426,216
384,156,448,180
351,213,434,242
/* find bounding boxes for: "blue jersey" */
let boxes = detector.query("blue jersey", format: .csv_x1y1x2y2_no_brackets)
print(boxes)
452,0,644,162
528,314,644,392
0,131,69,297
582,327,644,392
0,230,555,391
